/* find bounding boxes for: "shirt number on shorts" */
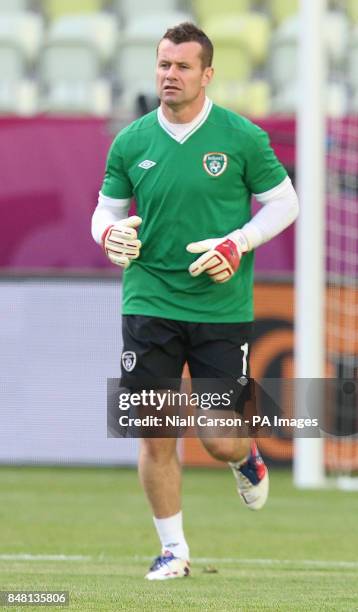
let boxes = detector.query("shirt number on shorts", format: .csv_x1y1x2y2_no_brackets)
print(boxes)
240,342,249,376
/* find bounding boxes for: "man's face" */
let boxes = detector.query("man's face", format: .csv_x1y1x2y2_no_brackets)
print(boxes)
156,39,213,108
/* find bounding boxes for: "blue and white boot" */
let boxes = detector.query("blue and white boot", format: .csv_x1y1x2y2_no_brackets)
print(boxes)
145,550,190,580
229,441,269,510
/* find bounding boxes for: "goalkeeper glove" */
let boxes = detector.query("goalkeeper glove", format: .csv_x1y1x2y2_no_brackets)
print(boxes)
102,216,142,268
186,231,249,283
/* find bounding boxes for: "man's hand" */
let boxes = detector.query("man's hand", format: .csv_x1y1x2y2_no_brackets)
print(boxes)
102,216,142,268
186,231,248,283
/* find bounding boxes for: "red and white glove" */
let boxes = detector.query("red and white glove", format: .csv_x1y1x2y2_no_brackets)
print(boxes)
102,216,142,268
186,231,249,283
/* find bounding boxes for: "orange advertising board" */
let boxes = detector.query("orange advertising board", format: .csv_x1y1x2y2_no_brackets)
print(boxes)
182,282,358,468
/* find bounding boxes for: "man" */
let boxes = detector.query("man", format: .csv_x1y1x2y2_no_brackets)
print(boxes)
92,23,298,580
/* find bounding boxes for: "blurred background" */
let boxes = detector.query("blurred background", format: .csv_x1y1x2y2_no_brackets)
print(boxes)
0,0,357,484
0,0,357,118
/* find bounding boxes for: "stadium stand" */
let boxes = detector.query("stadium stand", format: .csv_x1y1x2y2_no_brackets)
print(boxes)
326,82,348,117
0,11,43,114
210,44,251,82
270,82,296,114
245,79,271,116
269,17,298,91
0,0,29,10
348,27,358,89
351,88,358,112
271,81,348,117
270,0,299,24
37,10,118,114
47,13,118,64
0,43,25,82
269,11,349,86
116,0,182,24
44,0,104,21
0,11,44,61
0,43,38,114
212,26,253,81
208,79,270,117
120,10,192,45
0,0,357,117
40,41,111,114
203,13,271,66
42,79,111,115
347,0,358,24
192,0,250,22
325,11,349,66
114,11,192,116
40,43,100,83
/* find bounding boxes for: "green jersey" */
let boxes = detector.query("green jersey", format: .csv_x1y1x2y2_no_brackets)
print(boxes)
101,103,287,322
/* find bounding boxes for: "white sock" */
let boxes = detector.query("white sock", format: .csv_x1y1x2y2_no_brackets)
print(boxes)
153,511,190,560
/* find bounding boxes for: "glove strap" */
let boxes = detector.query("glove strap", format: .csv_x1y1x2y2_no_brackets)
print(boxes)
101,225,114,250
215,239,241,272
231,230,250,253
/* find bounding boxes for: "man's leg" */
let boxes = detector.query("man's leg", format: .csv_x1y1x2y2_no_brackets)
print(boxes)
187,322,269,511
139,438,190,580
138,437,181,518
199,436,250,464
120,316,190,578
200,434,268,511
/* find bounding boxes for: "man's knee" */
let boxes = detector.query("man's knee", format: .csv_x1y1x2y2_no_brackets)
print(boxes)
201,437,250,462
140,438,178,463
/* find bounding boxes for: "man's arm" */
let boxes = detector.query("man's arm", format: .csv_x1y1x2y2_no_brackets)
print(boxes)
91,192,131,244
239,123,299,249
91,192,142,268
187,177,299,283
240,176,299,250
92,130,144,268
187,119,298,284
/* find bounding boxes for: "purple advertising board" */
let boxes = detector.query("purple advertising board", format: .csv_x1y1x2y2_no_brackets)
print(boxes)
0,116,296,275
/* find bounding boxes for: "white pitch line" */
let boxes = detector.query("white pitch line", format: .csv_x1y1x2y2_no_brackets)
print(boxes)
194,558,358,569
134,556,358,570
1,554,358,570
0,554,91,561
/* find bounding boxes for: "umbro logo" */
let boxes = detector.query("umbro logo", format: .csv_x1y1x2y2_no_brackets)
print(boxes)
138,159,157,170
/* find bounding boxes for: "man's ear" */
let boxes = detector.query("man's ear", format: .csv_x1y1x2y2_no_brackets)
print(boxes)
202,66,214,87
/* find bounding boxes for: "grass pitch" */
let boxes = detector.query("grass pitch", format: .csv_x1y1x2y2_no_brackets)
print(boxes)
0,466,358,611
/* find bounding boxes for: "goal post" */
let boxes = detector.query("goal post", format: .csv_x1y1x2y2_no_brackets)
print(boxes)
294,0,327,488
294,0,358,488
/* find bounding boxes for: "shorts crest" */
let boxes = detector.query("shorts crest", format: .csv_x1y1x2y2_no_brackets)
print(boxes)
122,351,137,372
203,152,228,177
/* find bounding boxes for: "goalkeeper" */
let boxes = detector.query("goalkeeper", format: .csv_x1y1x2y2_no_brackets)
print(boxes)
92,22,298,581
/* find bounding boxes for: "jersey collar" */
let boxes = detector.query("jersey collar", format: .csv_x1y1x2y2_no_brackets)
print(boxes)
157,97,213,144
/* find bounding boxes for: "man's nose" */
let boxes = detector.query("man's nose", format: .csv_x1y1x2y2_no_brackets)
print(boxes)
166,65,178,79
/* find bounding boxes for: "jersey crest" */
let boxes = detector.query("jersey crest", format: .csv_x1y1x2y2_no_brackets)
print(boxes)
203,152,228,177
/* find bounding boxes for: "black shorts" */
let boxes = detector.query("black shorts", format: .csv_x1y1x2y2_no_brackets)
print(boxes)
120,315,254,413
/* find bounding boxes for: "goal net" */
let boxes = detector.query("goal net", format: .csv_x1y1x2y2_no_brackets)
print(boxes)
325,115,358,488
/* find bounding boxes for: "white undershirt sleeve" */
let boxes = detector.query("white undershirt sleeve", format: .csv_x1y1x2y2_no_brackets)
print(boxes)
91,192,131,244
240,176,299,250
92,178,298,249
